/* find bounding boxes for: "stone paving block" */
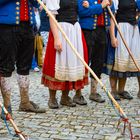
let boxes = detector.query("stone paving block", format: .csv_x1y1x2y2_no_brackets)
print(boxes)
69,132,93,138
77,139,93,140
50,134,77,140
0,137,12,140
93,134,104,139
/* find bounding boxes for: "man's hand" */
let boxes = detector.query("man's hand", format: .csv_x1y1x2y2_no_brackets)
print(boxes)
101,0,110,8
83,1,89,8
39,6,43,11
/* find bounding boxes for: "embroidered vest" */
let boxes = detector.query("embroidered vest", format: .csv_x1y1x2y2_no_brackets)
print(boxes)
116,0,137,25
56,0,78,24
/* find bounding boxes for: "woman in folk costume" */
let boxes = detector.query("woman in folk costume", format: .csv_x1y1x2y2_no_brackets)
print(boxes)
42,0,88,109
105,0,140,100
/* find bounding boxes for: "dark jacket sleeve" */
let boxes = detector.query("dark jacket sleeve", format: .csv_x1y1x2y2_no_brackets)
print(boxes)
0,0,15,5
136,0,140,11
29,0,39,8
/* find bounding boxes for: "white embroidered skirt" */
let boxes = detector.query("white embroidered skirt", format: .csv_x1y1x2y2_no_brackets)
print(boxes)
113,23,140,72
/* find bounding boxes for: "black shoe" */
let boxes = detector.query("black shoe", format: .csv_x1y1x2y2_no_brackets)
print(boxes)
73,95,87,105
119,91,133,100
111,92,121,101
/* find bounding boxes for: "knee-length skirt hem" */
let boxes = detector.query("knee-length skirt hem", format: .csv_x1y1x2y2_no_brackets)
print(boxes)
41,74,88,91
104,23,140,78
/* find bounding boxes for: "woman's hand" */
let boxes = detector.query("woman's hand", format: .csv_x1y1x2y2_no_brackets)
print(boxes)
54,38,62,53
111,37,118,48
82,1,89,8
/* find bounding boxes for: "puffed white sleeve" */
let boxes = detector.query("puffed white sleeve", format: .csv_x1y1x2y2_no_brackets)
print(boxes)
113,0,119,12
45,0,60,15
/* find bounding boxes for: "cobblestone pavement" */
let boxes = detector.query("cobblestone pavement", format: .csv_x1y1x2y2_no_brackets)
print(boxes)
0,71,140,140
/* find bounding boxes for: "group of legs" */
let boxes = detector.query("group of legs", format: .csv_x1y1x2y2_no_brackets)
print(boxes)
0,23,46,119
47,74,140,109
110,76,140,100
48,89,87,109
1,71,139,113
0,75,45,116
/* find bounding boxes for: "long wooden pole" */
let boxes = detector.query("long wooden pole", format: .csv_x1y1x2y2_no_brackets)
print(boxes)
0,102,26,140
37,0,127,119
107,6,140,71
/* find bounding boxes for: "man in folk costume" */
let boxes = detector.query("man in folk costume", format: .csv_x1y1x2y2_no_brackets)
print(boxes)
0,0,46,117
78,0,114,103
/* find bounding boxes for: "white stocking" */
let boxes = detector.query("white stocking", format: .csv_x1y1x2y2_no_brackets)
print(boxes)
17,74,30,104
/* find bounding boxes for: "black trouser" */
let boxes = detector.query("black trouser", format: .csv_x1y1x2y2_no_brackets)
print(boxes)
83,27,107,78
0,22,34,77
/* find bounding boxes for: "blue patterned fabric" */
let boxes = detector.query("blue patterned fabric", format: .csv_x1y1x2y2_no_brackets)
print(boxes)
0,0,39,25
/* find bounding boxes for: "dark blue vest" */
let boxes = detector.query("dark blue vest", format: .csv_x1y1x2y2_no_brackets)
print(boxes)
116,0,137,25
56,0,78,24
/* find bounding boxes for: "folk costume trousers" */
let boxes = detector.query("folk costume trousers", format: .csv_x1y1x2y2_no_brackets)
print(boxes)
83,27,107,79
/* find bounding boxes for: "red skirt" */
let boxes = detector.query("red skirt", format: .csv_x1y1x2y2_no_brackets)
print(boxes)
42,31,88,91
